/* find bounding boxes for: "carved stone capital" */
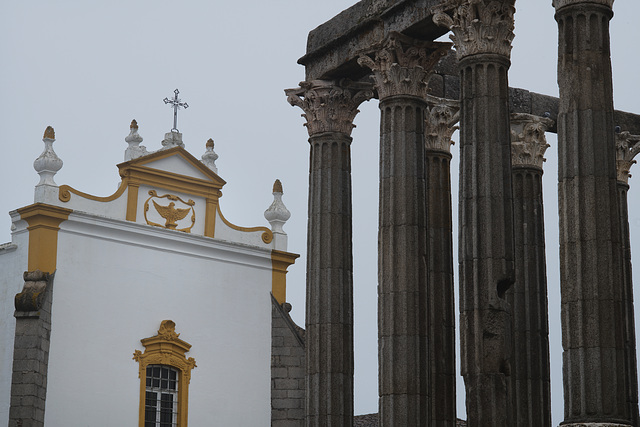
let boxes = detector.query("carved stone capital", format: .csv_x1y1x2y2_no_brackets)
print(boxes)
510,113,554,169
615,130,640,184
433,0,516,59
285,80,374,137
358,32,451,100
552,0,614,10
425,95,460,153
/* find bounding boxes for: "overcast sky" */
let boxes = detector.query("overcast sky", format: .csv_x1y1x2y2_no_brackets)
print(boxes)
2,1,639,424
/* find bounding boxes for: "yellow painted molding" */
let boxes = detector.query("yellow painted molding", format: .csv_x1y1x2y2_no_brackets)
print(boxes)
216,205,273,244
126,183,139,222
59,178,129,203
17,204,72,273
120,146,226,185
204,199,218,238
133,320,196,427
271,250,300,304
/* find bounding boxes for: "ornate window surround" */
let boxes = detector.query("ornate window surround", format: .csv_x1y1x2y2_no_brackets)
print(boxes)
133,320,196,427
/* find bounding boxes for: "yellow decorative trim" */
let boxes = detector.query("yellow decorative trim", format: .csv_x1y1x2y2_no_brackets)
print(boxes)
143,190,196,232
17,204,72,273
216,205,273,244
133,320,196,427
204,199,218,238
59,179,129,203
126,183,139,222
271,250,300,304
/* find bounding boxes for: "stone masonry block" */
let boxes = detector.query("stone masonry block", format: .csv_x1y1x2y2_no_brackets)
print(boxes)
274,379,300,390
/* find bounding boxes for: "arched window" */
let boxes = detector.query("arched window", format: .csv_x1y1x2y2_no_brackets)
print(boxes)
133,320,196,427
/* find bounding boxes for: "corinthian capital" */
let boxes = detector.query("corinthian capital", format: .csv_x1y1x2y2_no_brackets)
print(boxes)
285,80,374,137
425,95,460,153
510,113,554,169
432,0,516,59
615,131,640,185
357,32,451,100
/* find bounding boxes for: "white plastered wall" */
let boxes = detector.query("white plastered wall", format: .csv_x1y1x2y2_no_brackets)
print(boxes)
43,213,272,426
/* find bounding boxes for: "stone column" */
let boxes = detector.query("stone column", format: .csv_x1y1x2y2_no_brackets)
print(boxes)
434,2,516,425
424,95,459,427
286,80,373,427
554,0,633,424
509,113,553,427
358,32,450,427
615,130,640,426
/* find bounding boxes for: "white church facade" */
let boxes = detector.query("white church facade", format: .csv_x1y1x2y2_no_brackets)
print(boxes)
0,121,299,426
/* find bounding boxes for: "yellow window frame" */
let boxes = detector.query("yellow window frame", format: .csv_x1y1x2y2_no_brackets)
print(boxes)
133,320,196,427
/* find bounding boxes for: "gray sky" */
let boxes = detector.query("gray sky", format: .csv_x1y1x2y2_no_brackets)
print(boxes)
2,1,639,424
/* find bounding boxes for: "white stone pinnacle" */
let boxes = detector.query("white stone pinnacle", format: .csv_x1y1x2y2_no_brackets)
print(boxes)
264,179,290,251
124,119,148,161
201,138,219,174
34,126,63,187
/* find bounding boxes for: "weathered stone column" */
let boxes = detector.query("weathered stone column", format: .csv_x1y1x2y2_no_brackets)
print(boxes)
509,113,553,427
434,2,516,425
554,0,633,424
358,33,450,427
286,80,373,427
615,130,640,426
424,95,459,427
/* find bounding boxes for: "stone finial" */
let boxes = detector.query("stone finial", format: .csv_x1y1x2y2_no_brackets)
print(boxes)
273,179,283,194
615,130,640,185
510,113,554,169
124,119,148,161
425,95,460,153
34,126,63,187
285,79,374,137
161,130,185,150
358,32,451,100
201,138,219,174
264,179,291,234
432,0,516,59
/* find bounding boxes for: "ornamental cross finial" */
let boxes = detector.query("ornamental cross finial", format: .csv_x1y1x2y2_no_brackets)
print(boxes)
163,89,189,133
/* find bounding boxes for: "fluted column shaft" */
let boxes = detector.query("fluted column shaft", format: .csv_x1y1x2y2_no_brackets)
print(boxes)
425,98,459,427
458,53,515,427
617,182,640,427
306,131,354,426
433,3,517,424
554,1,632,424
508,114,553,427
616,130,640,426
286,80,373,427
378,94,429,426
359,33,450,427
510,167,551,426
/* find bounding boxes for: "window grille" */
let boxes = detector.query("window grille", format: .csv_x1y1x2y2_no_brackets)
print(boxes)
144,365,179,427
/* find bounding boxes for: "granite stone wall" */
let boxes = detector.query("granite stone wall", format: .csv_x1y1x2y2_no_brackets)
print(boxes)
271,296,305,426
8,271,54,427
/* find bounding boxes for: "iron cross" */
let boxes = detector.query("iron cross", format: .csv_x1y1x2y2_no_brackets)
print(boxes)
163,89,189,132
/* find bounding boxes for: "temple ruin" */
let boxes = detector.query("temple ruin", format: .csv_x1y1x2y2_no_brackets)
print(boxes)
283,0,640,425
